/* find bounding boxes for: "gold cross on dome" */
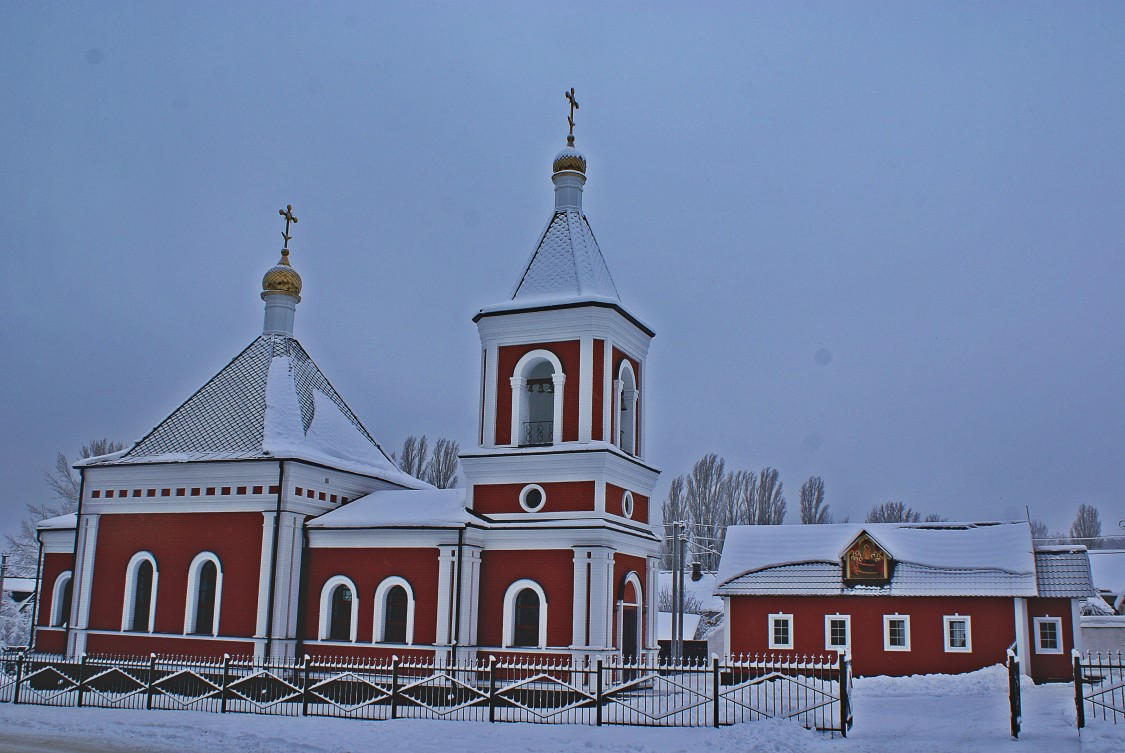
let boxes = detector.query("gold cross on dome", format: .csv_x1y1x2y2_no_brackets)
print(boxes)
278,204,298,249
565,87,579,139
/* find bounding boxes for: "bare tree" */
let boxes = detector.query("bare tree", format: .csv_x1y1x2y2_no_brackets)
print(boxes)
924,513,949,522
660,476,686,569
658,587,703,615
865,501,921,524
798,476,831,524
1029,519,1049,540
424,437,460,489
754,467,786,525
395,435,430,479
1070,504,1102,547
725,470,758,527
4,439,123,575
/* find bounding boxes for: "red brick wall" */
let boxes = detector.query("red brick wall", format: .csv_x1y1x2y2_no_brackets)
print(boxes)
305,645,437,663
728,595,1016,677
606,484,649,524
37,552,75,628
34,628,66,654
85,632,252,657
473,481,595,515
592,339,605,441
304,547,440,644
495,341,581,444
477,550,573,648
86,512,263,638
1026,597,1075,682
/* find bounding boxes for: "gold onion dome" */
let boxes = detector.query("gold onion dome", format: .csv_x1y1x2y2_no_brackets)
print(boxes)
262,249,302,298
553,136,587,174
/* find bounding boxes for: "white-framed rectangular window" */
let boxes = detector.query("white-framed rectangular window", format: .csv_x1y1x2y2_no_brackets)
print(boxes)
824,614,850,652
768,613,794,649
1033,616,1063,654
943,615,972,652
883,614,911,651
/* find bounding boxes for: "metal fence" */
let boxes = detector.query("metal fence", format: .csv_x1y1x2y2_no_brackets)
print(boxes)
1074,650,1125,728
0,651,851,733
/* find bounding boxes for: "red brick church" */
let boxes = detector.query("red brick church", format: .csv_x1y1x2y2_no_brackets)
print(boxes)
33,125,662,666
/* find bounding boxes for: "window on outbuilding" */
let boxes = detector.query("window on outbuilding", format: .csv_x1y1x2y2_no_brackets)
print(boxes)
825,614,850,652
768,613,793,649
1034,617,1063,654
943,615,971,653
883,614,911,651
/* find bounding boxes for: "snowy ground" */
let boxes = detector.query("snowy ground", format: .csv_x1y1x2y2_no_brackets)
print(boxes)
0,666,1122,753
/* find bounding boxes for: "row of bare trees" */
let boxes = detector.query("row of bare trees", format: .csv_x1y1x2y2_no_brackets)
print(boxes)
393,435,460,489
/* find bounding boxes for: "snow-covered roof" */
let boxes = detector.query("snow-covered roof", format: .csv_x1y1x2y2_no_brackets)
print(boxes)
656,612,703,642
1034,548,1098,598
716,522,1040,598
79,335,422,488
308,488,472,529
2,577,35,594
510,209,618,302
1088,549,1125,597
36,513,77,531
656,571,723,612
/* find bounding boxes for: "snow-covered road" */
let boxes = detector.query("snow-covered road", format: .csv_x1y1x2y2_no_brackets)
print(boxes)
0,666,1122,753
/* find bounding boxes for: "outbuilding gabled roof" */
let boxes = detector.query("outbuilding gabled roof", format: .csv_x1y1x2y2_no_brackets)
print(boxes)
716,521,1040,598
79,334,420,487
1034,546,1099,597
510,209,619,304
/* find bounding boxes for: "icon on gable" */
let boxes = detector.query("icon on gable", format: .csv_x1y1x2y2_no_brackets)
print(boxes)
843,533,892,584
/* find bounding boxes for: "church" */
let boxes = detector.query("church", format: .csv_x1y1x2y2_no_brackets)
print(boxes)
32,111,662,666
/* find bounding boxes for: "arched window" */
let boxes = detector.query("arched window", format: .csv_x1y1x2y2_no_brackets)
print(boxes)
184,552,223,636
121,552,158,633
50,571,73,628
373,576,415,645
318,576,358,642
617,572,644,660
615,360,639,456
510,350,565,447
502,579,548,648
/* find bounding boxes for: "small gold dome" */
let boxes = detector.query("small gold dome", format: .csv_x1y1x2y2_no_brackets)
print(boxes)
553,137,587,175
262,249,302,298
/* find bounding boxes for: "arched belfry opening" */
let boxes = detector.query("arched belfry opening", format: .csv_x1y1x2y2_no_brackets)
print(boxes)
510,350,565,447
616,360,639,456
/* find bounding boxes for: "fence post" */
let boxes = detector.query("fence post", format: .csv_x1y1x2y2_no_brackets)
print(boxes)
1073,651,1085,730
595,659,603,727
712,656,720,727
301,655,312,717
390,656,400,720
487,655,497,723
839,653,850,738
76,654,88,708
12,652,24,705
145,653,156,710
220,654,231,714
1007,650,1021,739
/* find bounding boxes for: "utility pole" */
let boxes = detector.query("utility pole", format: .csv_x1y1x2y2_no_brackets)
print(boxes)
0,554,8,610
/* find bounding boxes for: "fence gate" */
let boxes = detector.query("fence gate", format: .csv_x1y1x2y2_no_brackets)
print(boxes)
1074,651,1125,728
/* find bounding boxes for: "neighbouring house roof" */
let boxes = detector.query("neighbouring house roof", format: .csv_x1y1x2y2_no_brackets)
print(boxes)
1034,547,1099,598
715,521,1040,598
308,488,474,529
1088,549,1125,599
76,335,422,488
36,513,77,531
656,612,703,642
656,571,723,612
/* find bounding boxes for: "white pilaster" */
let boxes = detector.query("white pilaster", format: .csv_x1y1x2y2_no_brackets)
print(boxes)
571,548,591,647
578,336,593,443
612,379,624,448
646,556,660,651
1013,598,1030,676
255,511,276,640
586,548,615,650
457,545,482,648
551,373,567,444
602,339,613,442
483,344,499,447
509,377,525,447
436,546,456,645
67,513,100,656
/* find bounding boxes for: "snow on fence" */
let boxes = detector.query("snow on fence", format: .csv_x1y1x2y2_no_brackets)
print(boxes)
0,651,852,734
1074,650,1125,728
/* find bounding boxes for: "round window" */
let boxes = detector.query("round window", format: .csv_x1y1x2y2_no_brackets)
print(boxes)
519,484,546,512
622,491,634,519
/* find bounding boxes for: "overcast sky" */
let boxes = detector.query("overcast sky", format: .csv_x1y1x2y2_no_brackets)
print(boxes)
2,1,1123,551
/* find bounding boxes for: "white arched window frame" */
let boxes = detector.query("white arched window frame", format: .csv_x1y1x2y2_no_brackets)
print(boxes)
183,552,223,636
502,579,548,649
616,571,644,651
50,570,73,627
614,360,639,456
509,350,565,447
121,551,158,633
318,575,359,642
373,576,416,645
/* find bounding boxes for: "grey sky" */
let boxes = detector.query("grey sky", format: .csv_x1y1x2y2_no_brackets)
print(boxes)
2,1,1123,548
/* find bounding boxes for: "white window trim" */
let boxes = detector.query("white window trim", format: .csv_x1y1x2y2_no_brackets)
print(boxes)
943,614,972,653
373,576,415,645
183,552,223,636
883,614,911,651
1033,616,1064,654
502,579,548,649
824,613,851,653
510,349,566,447
768,613,794,650
121,551,158,633
519,483,547,513
50,571,73,627
318,575,359,642
621,490,635,519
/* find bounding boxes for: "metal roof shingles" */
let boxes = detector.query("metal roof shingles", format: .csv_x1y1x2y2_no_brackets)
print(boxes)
1034,550,1098,597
